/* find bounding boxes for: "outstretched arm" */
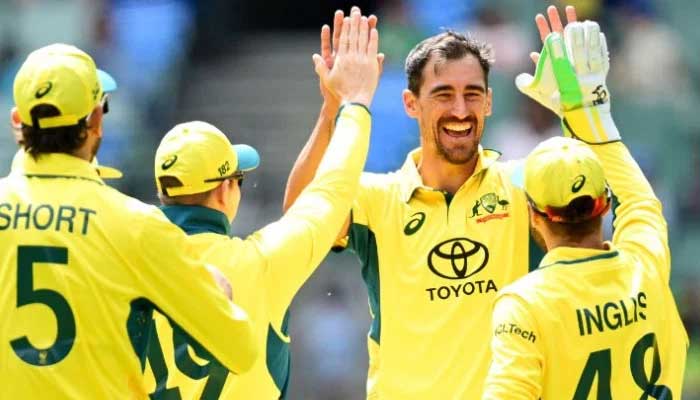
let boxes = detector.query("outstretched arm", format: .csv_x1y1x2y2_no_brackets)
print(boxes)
515,5,578,116
283,7,382,241
256,8,381,319
553,20,670,281
537,13,669,280
282,10,344,213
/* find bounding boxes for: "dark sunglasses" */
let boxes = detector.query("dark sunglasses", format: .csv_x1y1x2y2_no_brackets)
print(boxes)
204,170,245,188
101,94,110,115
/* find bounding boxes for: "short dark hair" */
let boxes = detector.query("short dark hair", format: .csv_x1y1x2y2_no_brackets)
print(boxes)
545,215,602,242
405,30,494,95
543,197,604,240
21,105,88,158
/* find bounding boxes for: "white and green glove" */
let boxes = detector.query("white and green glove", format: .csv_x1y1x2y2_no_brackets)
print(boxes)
515,40,562,116
517,21,621,144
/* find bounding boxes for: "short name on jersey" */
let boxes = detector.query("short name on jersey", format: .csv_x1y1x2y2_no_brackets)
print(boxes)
0,203,96,235
576,291,647,336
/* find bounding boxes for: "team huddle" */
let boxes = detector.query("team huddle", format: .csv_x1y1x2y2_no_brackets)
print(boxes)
0,4,688,400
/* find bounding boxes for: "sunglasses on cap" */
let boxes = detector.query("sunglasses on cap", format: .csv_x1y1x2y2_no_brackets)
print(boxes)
204,170,245,188
86,94,110,126
101,93,109,115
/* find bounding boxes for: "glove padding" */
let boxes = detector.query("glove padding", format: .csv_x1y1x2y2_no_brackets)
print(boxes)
515,40,562,116
517,20,621,144
558,21,620,143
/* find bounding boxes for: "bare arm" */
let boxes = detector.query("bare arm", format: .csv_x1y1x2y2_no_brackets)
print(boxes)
282,103,338,212
283,8,381,241
282,10,344,213
259,9,381,318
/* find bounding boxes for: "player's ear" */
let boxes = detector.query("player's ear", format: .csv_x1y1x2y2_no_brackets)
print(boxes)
485,87,493,117
213,180,229,206
528,207,540,227
10,107,21,128
10,107,22,145
86,105,103,138
403,89,419,119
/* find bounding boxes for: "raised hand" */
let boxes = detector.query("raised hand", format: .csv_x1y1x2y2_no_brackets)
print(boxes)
313,8,380,107
515,5,578,116
553,20,620,143
532,5,578,61
317,7,383,111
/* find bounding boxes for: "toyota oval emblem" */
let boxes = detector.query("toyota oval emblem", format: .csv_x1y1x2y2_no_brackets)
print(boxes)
427,237,489,280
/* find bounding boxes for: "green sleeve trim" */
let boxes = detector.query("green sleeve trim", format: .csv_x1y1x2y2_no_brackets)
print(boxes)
126,298,156,371
266,311,291,398
528,232,544,272
334,102,372,126
539,250,620,269
610,191,620,236
562,117,621,145
348,222,381,344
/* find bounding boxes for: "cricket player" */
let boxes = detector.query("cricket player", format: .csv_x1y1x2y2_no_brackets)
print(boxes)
483,21,688,399
283,6,583,398
142,11,381,399
0,44,258,398
9,76,123,180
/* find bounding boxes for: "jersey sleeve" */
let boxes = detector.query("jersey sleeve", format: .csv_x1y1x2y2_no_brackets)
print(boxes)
483,294,545,400
590,142,670,283
247,104,371,323
333,172,380,253
132,207,258,375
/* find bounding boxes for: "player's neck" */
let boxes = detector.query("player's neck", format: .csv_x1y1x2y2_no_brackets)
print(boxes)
418,153,478,195
70,148,93,162
70,137,99,162
546,233,607,252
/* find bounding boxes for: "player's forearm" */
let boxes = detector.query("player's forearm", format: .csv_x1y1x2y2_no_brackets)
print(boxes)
285,103,369,261
591,142,670,278
484,297,544,400
182,296,258,375
282,102,337,212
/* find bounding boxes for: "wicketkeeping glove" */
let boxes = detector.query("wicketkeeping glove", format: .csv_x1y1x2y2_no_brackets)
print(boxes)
515,39,562,116
516,21,621,144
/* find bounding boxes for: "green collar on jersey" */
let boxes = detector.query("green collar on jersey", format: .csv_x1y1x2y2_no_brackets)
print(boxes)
160,205,231,236
538,245,620,270
397,146,502,203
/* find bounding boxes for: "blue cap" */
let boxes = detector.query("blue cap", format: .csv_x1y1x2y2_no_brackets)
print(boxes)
233,144,260,172
97,69,118,93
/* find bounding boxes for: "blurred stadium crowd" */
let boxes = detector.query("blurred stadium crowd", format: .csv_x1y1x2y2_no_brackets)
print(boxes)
0,0,697,398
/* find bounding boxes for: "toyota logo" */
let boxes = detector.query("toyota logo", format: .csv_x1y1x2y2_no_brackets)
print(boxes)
427,238,489,280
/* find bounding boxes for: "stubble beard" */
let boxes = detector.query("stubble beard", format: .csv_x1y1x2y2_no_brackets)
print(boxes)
434,122,482,165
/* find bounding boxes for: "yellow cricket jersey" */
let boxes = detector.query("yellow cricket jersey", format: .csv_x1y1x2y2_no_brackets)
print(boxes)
336,146,540,399
142,103,372,399
483,142,689,399
0,152,257,399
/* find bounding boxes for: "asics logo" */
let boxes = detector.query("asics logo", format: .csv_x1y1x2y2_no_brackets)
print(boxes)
572,175,586,193
404,212,426,235
161,155,178,170
35,82,53,99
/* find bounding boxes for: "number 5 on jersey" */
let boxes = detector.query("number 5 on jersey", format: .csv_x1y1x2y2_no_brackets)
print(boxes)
11,246,76,366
